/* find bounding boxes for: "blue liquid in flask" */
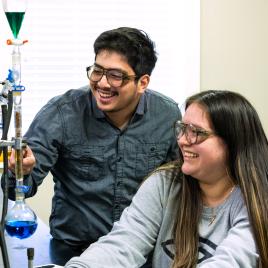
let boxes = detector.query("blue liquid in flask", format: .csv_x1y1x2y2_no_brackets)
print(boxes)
5,220,37,239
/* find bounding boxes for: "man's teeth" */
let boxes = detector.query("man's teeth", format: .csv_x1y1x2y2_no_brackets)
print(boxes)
98,90,116,98
184,151,198,158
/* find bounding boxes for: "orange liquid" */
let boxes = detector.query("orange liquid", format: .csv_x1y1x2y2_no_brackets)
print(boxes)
0,150,12,162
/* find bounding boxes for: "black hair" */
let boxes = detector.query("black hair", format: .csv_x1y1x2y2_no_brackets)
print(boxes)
93,27,157,78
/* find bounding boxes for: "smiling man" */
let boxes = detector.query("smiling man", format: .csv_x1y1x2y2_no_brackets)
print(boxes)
6,27,181,266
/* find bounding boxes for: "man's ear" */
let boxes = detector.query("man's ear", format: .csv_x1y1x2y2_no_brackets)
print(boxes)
137,74,150,94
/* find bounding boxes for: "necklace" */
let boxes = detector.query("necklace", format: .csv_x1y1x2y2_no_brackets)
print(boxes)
208,209,217,226
208,186,235,226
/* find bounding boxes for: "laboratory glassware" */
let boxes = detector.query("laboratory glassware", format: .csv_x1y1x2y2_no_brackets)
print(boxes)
2,0,38,242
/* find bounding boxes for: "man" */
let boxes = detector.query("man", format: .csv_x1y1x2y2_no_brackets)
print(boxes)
6,27,181,265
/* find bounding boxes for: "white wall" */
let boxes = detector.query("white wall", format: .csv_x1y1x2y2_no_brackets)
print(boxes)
201,0,268,136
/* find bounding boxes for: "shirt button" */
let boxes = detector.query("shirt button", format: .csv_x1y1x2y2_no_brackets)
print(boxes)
150,147,156,152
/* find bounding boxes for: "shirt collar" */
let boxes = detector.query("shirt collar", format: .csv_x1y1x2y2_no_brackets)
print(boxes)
135,93,147,115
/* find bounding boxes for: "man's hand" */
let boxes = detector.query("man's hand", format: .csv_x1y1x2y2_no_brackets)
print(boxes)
8,146,36,175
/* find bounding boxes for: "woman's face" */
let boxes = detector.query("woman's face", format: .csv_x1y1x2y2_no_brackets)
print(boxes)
178,102,229,185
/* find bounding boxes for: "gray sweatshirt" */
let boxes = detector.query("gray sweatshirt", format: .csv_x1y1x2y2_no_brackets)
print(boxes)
65,168,258,268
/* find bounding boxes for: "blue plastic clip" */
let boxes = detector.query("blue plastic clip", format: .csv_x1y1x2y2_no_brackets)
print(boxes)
17,185,30,193
6,70,26,91
7,69,14,83
13,84,26,92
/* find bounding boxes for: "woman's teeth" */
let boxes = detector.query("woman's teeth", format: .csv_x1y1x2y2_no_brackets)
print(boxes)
184,151,198,158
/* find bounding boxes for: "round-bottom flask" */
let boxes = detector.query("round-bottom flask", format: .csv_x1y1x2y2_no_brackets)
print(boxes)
5,189,38,239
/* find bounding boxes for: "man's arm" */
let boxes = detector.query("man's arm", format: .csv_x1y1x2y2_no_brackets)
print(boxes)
2,98,63,200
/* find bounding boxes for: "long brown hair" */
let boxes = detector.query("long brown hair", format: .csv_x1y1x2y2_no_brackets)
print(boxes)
172,90,268,267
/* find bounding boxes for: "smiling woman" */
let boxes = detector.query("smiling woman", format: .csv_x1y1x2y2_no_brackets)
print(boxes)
64,90,268,268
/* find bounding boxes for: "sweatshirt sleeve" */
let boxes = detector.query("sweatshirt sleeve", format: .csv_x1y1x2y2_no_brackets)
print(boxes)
198,203,258,268
65,172,167,268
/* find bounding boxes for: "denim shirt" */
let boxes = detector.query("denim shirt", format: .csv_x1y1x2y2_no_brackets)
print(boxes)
6,86,181,247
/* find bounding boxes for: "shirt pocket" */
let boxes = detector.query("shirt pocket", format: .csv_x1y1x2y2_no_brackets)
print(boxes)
67,145,105,181
135,143,168,178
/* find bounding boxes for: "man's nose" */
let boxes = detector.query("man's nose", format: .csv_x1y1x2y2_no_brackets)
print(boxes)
98,73,110,87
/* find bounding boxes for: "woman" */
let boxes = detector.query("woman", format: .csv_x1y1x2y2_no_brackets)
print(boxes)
65,90,268,268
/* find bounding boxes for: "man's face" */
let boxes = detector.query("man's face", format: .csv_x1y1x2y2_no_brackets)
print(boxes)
90,50,148,121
